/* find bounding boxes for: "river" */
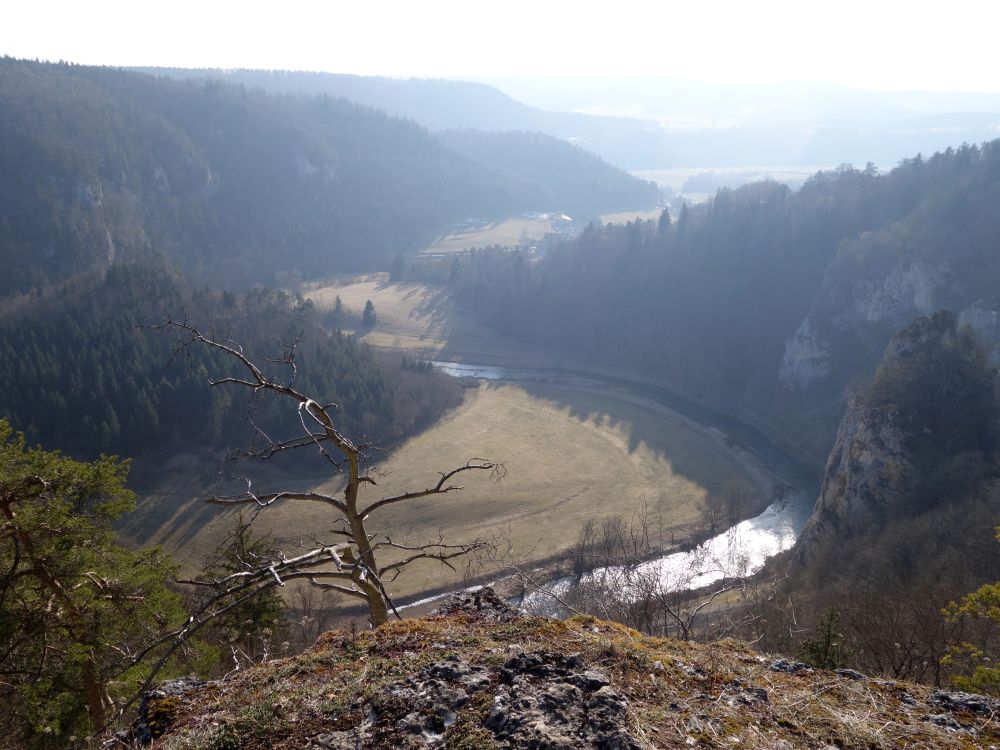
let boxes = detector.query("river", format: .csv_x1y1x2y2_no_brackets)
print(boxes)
426,359,818,611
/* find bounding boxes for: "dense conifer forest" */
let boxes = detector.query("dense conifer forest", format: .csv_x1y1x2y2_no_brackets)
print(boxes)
0,264,460,462
432,142,1000,464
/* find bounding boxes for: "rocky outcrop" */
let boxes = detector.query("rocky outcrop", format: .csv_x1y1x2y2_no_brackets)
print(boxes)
128,585,1000,749
780,261,952,393
779,318,832,390
485,650,640,749
794,310,996,559
832,261,948,328
959,300,1000,365
431,586,521,623
792,384,912,557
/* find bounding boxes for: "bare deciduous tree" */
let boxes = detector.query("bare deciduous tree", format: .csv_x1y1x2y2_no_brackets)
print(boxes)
114,317,508,713
700,477,760,534
520,507,757,641
157,317,503,628
115,316,507,719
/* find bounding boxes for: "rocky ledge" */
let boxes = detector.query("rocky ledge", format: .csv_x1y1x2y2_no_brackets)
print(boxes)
125,588,1000,749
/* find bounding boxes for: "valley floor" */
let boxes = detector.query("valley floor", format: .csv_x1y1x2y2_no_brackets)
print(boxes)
124,275,804,607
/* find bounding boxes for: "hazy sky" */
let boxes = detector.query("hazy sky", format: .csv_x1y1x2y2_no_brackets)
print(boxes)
4,0,1000,93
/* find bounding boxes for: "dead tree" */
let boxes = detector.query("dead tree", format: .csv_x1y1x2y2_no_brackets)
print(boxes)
154,317,504,628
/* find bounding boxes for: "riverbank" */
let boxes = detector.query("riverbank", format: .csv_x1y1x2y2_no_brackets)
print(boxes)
125,274,820,612
401,361,817,619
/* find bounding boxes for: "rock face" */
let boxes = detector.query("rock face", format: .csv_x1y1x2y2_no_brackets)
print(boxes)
779,318,832,390
834,261,947,328
794,310,996,559
779,261,951,392
793,383,912,556
485,650,640,750
959,300,1000,365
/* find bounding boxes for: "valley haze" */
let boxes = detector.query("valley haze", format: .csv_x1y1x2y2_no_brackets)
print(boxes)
3,4,1000,747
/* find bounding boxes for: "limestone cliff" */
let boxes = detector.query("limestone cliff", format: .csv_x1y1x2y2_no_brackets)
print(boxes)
794,310,997,560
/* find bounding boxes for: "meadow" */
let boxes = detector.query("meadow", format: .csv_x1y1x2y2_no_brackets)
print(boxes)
420,216,559,254
124,276,770,606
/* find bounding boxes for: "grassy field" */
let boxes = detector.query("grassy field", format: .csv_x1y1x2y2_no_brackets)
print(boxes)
421,216,559,254
125,274,770,607
301,274,588,366
124,381,755,602
599,208,663,225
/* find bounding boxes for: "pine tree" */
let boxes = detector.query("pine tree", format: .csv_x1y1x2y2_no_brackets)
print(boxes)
799,608,850,669
0,420,190,746
201,514,287,666
362,299,377,328
944,528,1000,695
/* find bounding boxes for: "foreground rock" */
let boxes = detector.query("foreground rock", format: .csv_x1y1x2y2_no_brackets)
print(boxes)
132,587,1000,749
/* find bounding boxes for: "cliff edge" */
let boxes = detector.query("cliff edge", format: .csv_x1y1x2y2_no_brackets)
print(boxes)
123,587,1000,749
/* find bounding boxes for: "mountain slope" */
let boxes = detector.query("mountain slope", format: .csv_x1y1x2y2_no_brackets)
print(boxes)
133,67,661,168
1,60,653,294
439,129,658,219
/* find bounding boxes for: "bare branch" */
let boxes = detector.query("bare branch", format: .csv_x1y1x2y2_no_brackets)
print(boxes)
146,317,501,641
378,540,487,582
362,460,504,518
205,490,347,514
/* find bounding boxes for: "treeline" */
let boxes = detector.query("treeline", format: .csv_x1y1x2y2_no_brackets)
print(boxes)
440,142,1000,465
0,265,459,462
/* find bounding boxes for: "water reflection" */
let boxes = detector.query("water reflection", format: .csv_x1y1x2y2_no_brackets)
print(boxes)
522,495,811,616
428,359,816,615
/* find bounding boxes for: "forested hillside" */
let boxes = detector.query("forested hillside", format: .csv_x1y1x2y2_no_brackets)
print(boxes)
0,59,653,294
133,67,656,168
438,129,657,218
440,142,1000,465
0,59,520,291
0,265,459,463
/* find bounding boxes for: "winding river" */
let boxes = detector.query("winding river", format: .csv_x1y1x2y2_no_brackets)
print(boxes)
425,359,818,609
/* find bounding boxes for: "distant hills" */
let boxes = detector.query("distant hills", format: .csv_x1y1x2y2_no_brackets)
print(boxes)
133,67,654,167
139,68,1000,172
0,59,655,294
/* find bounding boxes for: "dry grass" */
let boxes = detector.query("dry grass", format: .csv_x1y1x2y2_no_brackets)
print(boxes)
124,381,756,601
421,216,556,254
124,275,776,605
149,607,998,749
301,274,601,368
599,208,664,225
